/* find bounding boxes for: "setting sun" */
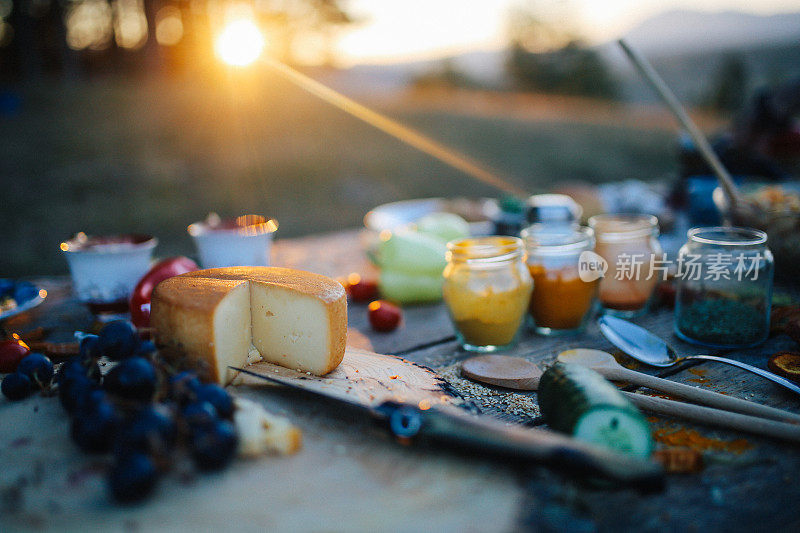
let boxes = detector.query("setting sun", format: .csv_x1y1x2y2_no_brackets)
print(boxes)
215,19,265,67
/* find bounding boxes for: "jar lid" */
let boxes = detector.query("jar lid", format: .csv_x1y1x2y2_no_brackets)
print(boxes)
687,226,767,246
60,233,158,254
588,214,659,242
526,194,583,224
447,236,524,264
188,213,278,237
521,225,594,255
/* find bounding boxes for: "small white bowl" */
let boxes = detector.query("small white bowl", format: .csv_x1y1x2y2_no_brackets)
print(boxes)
61,233,158,305
188,214,278,268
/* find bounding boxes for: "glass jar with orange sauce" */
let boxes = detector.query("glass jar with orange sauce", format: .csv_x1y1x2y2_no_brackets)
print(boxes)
522,225,597,335
442,237,533,352
588,214,662,317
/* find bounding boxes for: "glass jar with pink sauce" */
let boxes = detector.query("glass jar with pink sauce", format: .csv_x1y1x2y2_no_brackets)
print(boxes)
588,214,662,317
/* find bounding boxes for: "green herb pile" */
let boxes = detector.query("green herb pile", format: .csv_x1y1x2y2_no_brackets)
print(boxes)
678,299,766,346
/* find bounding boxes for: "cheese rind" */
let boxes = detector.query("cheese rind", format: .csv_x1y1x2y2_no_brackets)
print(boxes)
151,267,346,384
150,277,250,384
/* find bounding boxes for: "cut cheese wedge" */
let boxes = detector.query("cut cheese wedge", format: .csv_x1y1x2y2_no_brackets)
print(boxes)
151,267,347,384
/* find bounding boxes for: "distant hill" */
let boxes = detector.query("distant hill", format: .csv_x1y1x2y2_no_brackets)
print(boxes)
607,40,800,106
319,50,509,96
621,9,800,57
603,10,800,105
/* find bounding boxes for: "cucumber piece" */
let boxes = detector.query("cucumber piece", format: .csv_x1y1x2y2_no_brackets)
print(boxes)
573,407,653,458
378,231,447,275
379,269,443,304
539,362,653,458
416,212,470,243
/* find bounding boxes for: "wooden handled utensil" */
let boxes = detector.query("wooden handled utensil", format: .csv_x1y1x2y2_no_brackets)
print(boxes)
617,39,742,207
558,349,800,425
461,354,800,444
620,392,800,444
234,348,663,488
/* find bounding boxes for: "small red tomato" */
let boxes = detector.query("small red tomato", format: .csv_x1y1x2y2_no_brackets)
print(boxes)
348,277,379,303
130,256,199,328
368,300,402,332
0,339,31,373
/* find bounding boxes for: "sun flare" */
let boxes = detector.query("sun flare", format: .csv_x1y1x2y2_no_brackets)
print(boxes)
215,19,265,67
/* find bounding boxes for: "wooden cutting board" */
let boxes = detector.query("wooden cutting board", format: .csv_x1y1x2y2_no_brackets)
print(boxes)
0,345,518,532
235,347,466,410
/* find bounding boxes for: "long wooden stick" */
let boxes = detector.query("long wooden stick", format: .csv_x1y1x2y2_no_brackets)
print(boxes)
618,39,742,206
597,365,800,425
624,392,800,444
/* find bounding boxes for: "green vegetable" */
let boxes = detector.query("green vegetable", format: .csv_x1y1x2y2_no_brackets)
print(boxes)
415,212,470,243
377,231,447,274
539,362,652,458
379,269,443,304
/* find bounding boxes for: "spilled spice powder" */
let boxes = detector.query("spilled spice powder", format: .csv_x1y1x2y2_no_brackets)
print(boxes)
687,368,711,384
652,425,753,454
653,448,704,474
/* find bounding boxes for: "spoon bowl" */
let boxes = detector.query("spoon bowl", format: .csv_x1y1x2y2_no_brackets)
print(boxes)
598,315,800,396
598,316,678,367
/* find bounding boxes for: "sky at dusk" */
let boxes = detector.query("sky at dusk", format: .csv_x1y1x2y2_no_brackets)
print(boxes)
335,0,800,65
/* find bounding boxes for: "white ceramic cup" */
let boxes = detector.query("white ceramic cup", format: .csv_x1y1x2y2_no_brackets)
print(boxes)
61,233,158,304
188,214,278,268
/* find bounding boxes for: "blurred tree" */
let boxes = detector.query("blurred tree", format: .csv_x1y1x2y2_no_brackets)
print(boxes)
507,41,618,99
259,0,357,66
0,0,357,79
506,2,573,54
140,0,159,68
708,53,749,113
504,2,618,99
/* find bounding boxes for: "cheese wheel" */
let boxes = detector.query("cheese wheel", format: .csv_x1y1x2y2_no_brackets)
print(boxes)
151,267,347,384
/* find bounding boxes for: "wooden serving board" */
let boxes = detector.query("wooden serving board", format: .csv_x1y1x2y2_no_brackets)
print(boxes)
0,346,517,532
235,347,466,410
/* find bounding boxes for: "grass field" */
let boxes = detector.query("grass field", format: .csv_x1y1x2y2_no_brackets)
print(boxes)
0,70,689,276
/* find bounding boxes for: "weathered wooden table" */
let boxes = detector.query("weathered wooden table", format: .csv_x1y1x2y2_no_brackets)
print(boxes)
2,229,799,532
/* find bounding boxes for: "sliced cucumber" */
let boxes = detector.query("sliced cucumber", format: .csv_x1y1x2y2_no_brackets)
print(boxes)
539,362,653,458
379,269,443,304
573,407,653,458
415,212,470,243
377,231,447,274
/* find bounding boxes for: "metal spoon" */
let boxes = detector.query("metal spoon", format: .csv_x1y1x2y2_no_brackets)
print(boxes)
598,315,800,397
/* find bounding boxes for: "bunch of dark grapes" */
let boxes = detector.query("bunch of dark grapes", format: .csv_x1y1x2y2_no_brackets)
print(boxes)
2,320,239,504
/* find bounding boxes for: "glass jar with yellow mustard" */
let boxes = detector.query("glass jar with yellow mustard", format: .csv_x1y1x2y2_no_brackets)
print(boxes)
442,236,533,351
521,225,597,335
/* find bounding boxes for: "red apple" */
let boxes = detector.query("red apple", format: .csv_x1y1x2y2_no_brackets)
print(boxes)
0,339,30,373
130,256,199,328
368,300,402,332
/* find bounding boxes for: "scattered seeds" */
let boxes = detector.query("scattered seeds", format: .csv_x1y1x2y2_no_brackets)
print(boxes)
437,363,540,421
